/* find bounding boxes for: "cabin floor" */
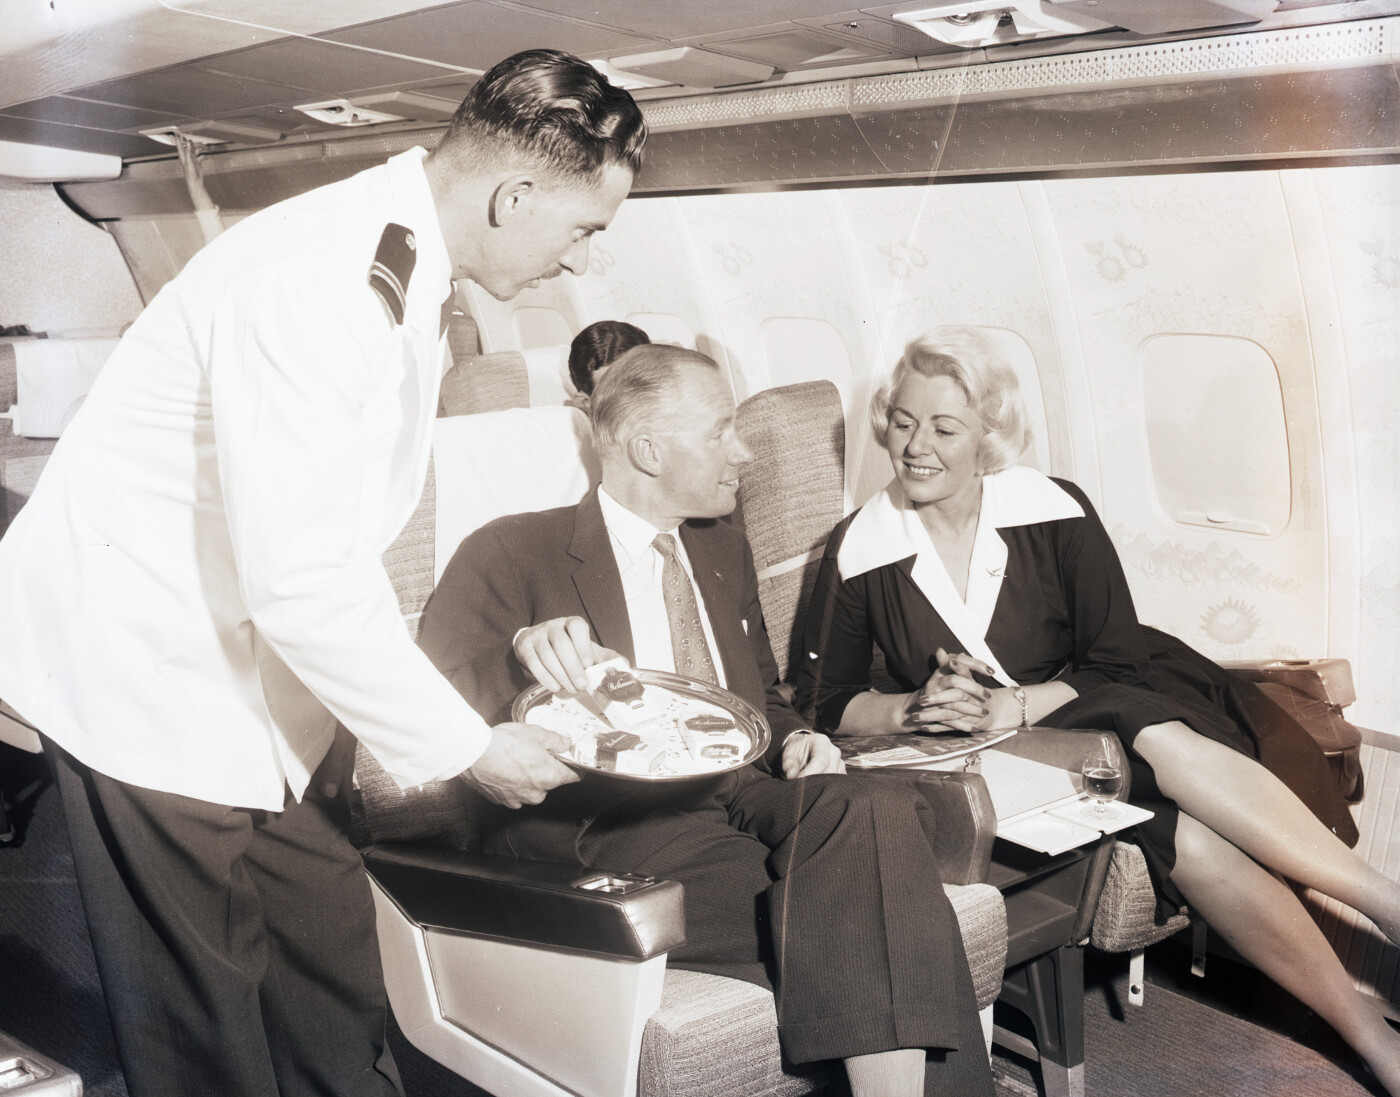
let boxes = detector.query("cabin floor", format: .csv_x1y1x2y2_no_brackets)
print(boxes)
0,743,1388,1097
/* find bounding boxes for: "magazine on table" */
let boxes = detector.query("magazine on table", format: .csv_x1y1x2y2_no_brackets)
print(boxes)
836,727,1019,768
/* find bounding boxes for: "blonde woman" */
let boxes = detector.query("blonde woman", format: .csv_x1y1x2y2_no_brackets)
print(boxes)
796,326,1400,1094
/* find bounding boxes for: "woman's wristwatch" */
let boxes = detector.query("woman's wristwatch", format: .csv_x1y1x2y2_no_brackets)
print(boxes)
1012,686,1030,729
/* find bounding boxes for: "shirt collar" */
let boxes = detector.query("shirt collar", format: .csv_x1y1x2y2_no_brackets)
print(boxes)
597,486,677,566
837,466,1084,582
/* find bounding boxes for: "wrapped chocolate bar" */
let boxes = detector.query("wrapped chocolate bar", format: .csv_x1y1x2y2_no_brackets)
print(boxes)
585,660,665,731
513,665,771,783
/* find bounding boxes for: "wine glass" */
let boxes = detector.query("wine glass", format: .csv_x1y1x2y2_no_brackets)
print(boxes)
1080,743,1123,820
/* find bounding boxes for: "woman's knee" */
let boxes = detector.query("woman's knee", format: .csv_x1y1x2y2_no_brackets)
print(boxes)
1168,812,1245,893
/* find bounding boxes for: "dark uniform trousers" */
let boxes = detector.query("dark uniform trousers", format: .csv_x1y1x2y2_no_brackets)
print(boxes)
485,769,995,1096
45,738,402,1097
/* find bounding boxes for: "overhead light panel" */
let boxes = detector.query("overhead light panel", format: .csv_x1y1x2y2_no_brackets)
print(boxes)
351,90,461,122
294,99,407,127
892,1,1114,49
139,126,226,147
589,58,674,91
0,138,121,182
1042,0,1279,36
607,48,775,89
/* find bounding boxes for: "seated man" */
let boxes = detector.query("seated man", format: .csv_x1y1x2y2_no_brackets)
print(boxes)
419,345,993,1097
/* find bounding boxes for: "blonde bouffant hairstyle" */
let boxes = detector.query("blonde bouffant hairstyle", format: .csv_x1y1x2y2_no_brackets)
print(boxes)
871,326,1031,475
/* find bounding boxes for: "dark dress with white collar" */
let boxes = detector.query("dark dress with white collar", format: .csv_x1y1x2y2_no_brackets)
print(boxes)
795,475,1356,921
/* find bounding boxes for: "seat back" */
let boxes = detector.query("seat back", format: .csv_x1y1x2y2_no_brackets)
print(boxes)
734,382,847,683
438,351,530,416
734,378,899,694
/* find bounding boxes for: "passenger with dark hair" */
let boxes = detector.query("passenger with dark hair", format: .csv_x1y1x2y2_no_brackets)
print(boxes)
0,50,644,1097
567,318,650,407
420,344,996,1097
796,326,1400,1097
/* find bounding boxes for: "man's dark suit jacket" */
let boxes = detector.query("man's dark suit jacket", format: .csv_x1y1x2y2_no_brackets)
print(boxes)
418,486,807,777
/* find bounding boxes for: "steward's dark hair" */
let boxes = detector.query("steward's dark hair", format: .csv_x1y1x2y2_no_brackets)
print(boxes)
569,320,651,395
437,49,646,182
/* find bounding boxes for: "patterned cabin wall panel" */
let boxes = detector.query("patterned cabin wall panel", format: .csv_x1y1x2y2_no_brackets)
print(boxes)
569,197,728,376
665,190,875,401
835,182,1059,376
1310,163,1400,735
835,181,1069,501
1039,171,1328,664
0,180,143,333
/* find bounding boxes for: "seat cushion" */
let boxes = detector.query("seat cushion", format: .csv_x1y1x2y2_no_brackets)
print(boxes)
1090,840,1191,952
947,881,1008,1010
637,881,1006,1097
640,969,826,1097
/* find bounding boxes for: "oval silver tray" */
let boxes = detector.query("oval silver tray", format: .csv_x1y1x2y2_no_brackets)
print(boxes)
512,668,772,783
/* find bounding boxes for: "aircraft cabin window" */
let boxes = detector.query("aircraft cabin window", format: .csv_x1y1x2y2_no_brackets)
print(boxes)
761,317,852,388
1139,334,1291,537
626,312,696,349
512,307,574,351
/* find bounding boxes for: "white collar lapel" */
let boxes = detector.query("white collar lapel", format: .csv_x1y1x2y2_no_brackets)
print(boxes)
840,481,1015,684
837,469,1083,688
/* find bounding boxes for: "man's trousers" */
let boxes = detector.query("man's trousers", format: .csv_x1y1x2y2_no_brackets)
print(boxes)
46,738,403,1097
485,770,995,1096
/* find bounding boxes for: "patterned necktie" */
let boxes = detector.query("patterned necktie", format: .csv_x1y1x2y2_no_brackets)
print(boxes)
653,533,719,684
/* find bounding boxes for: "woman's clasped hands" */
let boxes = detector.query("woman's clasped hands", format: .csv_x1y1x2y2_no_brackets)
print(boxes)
901,647,1012,733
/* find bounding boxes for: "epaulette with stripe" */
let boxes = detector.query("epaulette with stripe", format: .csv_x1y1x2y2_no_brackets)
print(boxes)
368,223,417,325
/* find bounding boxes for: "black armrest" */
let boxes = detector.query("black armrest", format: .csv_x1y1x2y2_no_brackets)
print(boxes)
363,843,686,961
845,769,996,887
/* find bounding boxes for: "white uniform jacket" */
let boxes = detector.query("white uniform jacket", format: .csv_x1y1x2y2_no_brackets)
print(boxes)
0,148,491,810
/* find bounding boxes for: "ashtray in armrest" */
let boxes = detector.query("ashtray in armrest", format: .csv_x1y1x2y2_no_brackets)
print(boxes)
363,842,685,960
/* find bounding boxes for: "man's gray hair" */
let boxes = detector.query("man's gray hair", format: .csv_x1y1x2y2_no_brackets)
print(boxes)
589,345,721,460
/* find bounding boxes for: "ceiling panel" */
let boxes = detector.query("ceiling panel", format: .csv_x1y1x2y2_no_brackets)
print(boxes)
402,77,479,102
201,106,343,140
0,97,183,131
72,68,313,119
321,1,654,68
691,28,893,69
0,114,168,159
798,11,949,56
192,38,454,96
513,0,875,41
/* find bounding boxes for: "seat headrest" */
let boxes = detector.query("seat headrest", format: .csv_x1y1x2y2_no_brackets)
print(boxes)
432,406,600,583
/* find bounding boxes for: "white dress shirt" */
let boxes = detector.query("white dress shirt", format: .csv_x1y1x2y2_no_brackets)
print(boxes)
596,487,728,688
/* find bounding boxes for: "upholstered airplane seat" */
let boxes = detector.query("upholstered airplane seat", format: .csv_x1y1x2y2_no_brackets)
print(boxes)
355,404,1009,1097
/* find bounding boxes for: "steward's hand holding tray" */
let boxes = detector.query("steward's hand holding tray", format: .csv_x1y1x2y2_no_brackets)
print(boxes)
512,657,770,783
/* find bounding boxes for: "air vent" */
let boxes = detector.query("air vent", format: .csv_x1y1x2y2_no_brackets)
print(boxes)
893,1,1114,48
294,99,407,127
